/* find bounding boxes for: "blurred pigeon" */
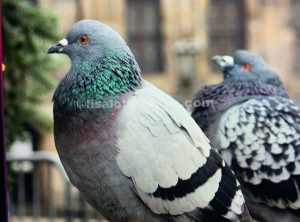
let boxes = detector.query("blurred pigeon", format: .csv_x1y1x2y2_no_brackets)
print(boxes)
48,20,251,222
191,50,300,221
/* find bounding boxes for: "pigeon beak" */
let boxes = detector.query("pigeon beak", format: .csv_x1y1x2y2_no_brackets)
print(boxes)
211,55,234,71
48,39,68,54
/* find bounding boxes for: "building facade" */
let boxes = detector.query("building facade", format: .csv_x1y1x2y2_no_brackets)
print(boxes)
39,0,300,96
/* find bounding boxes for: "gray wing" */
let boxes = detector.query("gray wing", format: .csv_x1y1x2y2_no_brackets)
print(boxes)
115,81,248,221
215,96,300,209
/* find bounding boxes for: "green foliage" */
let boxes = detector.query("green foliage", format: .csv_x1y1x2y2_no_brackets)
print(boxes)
3,0,62,146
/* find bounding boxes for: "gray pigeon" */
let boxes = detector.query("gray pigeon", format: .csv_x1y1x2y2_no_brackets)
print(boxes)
48,20,251,222
191,50,300,222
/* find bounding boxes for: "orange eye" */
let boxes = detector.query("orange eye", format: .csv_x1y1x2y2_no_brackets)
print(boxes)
79,35,89,45
242,64,251,72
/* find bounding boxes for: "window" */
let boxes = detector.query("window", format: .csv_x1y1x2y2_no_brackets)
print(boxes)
208,0,246,62
127,0,164,73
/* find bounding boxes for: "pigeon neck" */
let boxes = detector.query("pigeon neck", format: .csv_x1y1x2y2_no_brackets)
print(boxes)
191,81,288,134
53,50,142,113
224,79,288,98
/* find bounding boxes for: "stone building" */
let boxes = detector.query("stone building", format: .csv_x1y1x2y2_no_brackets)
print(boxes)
39,0,300,96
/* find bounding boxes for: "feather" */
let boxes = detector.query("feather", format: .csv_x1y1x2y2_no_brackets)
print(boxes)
116,82,247,220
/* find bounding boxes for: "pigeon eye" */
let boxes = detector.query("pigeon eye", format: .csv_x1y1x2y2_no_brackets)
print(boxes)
242,64,251,72
79,35,89,45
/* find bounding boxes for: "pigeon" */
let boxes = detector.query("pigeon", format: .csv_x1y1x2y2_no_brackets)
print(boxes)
191,50,300,221
48,20,251,222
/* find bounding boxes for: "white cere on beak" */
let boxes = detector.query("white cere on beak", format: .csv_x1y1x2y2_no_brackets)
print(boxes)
222,56,234,65
59,39,68,46
57,39,68,52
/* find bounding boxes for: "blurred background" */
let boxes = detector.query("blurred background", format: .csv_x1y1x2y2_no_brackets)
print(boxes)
4,0,300,221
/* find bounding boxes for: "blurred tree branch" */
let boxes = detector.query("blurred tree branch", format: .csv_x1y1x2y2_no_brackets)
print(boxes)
3,0,61,147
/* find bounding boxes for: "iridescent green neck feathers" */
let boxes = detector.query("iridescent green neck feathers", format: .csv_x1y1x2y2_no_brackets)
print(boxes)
53,50,142,111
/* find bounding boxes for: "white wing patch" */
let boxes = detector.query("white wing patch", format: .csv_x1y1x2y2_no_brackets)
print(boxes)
115,81,244,218
116,83,212,189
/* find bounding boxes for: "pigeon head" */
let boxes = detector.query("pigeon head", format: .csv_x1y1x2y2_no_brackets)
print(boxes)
48,19,131,60
212,50,284,89
49,20,142,110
